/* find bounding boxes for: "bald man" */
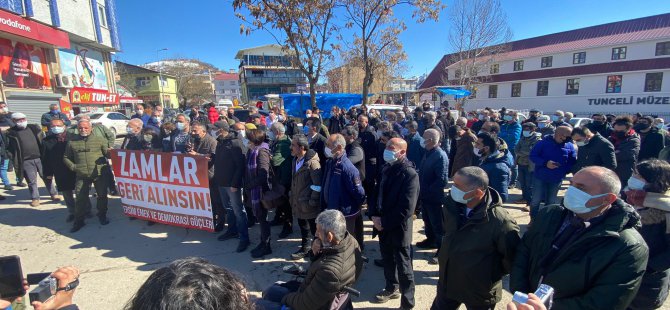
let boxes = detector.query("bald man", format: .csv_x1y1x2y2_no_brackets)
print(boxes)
369,137,420,307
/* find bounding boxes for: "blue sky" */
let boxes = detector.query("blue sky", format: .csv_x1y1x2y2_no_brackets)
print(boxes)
115,0,670,78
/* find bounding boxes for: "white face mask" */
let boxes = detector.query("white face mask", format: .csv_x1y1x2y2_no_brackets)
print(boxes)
473,147,482,157
324,146,333,158
450,185,474,204
627,177,646,191
563,186,609,214
657,123,666,130
16,121,27,129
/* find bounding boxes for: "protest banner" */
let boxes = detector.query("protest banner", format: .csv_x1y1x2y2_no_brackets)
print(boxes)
110,149,214,232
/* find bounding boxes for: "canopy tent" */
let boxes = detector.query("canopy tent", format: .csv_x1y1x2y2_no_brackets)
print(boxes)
436,87,471,98
280,93,363,119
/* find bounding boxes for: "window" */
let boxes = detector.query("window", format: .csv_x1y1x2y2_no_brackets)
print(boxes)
135,77,150,87
488,85,498,98
566,78,580,95
511,83,521,97
645,72,663,92
541,56,553,68
656,42,670,56
573,52,586,64
97,4,108,27
160,76,168,87
513,60,524,71
229,81,236,86
611,47,627,60
490,64,499,74
537,80,549,96
606,75,622,93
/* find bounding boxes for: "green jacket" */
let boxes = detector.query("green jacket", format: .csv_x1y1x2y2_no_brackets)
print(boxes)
67,124,115,148
438,188,521,306
510,200,649,310
63,134,109,178
514,132,541,169
270,135,292,187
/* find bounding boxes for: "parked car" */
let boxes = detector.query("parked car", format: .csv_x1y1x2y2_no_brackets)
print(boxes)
233,109,270,123
77,112,130,137
569,117,593,128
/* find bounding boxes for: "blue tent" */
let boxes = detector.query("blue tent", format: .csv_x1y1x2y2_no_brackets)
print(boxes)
436,87,471,98
280,93,363,118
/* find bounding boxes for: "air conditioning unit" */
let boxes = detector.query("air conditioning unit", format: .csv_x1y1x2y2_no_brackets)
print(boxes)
55,74,74,89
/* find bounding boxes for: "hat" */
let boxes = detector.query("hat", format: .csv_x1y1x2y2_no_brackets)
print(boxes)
11,112,26,119
245,123,257,130
537,115,550,122
213,121,229,131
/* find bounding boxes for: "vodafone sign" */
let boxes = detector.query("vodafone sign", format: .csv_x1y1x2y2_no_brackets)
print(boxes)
70,87,120,105
0,9,69,48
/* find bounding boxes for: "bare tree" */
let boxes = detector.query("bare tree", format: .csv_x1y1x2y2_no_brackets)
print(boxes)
233,0,338,108
341,0,444,103
146,59,217,108
445,0,512,98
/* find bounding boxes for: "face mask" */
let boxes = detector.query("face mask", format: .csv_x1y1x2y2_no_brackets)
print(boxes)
615,131,626,139
450,185,474,204
478,115,486,121
0,107,7,113
51,126,64,134
209,130,219,137
627,177,646,191
503,115,513,122
324,146,333,158
152,116,161,123
522,130,532,137
593,120,605,126
136,110,144,115
473,147,482,157
563,186,609,214
176,122,185,131
191,134,201,141
634,123,650,132
383,149,398,163
657,123,665,130
303,126,310,135
16,121,27,129
420,139,426,149
268,131,276,141
550,115,559,122
52,110,60,114
305,114,311,119
143,134,153,142
575,140,588,147
538,123,547,129
126,127,134,135
238,130,246,138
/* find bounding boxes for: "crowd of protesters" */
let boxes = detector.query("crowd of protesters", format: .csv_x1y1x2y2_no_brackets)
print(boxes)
1,99,670,310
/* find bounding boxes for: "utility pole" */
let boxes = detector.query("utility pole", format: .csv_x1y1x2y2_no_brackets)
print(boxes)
157,48,168,107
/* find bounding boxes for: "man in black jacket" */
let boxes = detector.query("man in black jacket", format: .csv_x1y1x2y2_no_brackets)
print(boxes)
343,126,365,182
42,118,76,221
305,117,327,163
586,113,613,138
214,122,250,252
121,119,144,150
571,127,617,173
635,116,665,161
357,115,378,206
370,138,420,309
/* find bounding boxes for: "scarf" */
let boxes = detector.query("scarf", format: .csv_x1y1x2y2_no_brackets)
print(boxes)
247,145,263,215
609,128,635,148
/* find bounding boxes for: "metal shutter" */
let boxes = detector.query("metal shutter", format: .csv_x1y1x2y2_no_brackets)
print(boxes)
5,91,63,125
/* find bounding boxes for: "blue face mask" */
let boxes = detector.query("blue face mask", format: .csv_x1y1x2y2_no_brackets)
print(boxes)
450,185,473,204
52,110,60,114
627,177,646,190
51,126,64,134
503,115,513,121
152,116,161,123
563,186,609,214
420,139,426,149
176,122,185,131
383,149,398,163
303,126,310,135
522,130,532,137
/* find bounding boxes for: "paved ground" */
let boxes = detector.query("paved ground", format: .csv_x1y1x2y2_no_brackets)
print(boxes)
0,160,667,309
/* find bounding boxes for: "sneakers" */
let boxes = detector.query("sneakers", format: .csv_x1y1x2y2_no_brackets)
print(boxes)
236,239,250,252
375,288,400,303
16,182,26,187
415,238,437,249
217,231,239,241
290,247,309,260
70,221,85,233
278,224,293,239
99,216,110,225
30,199,40,207
250,243,272,258
4,185,13,190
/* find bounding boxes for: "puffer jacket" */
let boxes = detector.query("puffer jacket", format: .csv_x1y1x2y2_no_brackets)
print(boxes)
439,188,521,306
514,132,541,169
500,121,522,152
282,232,364,310
63,134,109,178
290,150,322,220
510,200,649,310
480,151,511,202
529,135,577,183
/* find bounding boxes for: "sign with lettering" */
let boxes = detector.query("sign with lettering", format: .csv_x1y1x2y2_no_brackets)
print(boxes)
70,87,119,104
587,96,670,106
0,9,69,48
110,150,214,232
0,38,52,89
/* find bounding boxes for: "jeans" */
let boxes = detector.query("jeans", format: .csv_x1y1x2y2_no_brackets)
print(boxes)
256,283,298,310
517,165,533,202
0,158,10,186
219,186,249,242
422,202,444,248
380,241,415,308
509,149,518,187
529,176,562,219
431,281,495,310
74,176,108,222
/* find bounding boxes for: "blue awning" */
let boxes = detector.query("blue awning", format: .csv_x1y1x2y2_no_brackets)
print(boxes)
436,87,471,98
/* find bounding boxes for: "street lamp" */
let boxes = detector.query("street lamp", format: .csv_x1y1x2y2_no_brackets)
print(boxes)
157,48,168,107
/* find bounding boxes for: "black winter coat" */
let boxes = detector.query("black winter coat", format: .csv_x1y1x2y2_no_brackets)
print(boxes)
213,132,246,188
309,133,328,164
611,133,640,187
41,134,76,191
369,158,419,247
638,127,666,161
572,133,617,173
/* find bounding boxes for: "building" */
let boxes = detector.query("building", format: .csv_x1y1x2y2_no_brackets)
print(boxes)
325,62,392,98
213,71,240,102
235,44,306,103
0,0,122,122
390,76,420,92
115,61,178,109
420,13,670,118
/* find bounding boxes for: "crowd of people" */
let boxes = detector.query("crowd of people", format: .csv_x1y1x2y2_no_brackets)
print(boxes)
1,100,670,310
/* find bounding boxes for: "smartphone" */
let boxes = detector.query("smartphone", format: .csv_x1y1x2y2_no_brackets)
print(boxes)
0,255,26,299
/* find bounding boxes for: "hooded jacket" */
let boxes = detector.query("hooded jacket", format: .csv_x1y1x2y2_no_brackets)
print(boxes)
510,200,649,310
290,149,322,220
438,188,521,306
529,135,577,183
480,151,511,202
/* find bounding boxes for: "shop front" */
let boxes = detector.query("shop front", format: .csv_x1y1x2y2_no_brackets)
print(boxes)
69,87,120,114
0,9,70,122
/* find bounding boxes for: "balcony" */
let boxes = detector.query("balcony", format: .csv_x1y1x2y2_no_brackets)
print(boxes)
245,77,306,85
